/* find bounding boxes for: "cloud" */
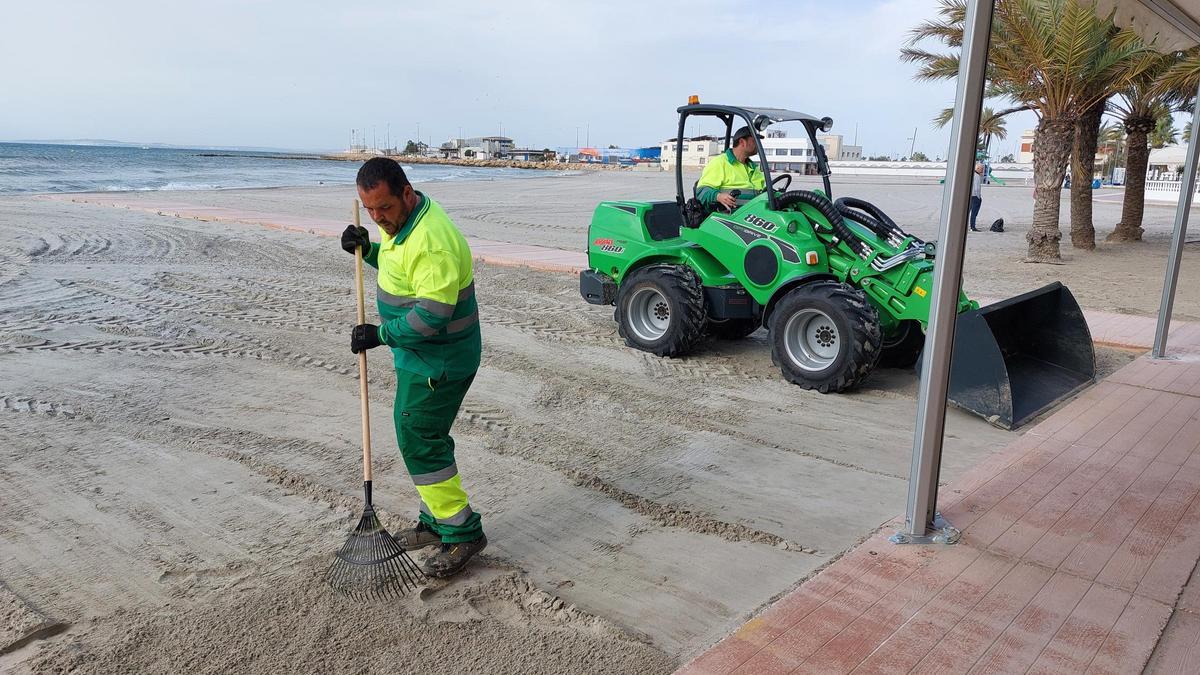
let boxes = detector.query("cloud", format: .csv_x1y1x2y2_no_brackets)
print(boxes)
0,0,1024,155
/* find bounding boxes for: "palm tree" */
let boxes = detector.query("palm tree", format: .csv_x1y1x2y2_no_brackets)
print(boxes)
903,0,1153,261
1098,121,1127,181
1106,49,1196,242
1151,108,1179,148
934,105,1014,157
1070,97,1107,250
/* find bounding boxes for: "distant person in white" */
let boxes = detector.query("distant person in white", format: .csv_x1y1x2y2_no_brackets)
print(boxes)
969,162,984,232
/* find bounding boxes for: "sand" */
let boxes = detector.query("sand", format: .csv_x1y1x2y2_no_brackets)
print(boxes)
0,170,1147,673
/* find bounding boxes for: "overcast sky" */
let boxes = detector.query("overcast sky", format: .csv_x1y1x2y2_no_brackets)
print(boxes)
1,0,1037,158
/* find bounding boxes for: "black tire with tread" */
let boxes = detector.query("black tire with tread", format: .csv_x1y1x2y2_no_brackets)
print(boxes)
880,320,925,369
769,281,882,392
615,265,707,357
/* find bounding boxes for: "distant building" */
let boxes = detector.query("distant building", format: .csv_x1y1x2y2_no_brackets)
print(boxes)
1019,129,1035,163
1149,145,1189,180
508,148,556,162
816,134,862,161
760,134,818,174
660,136,724,169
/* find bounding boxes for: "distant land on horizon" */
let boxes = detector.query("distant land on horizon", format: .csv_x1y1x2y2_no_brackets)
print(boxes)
2,139,331,154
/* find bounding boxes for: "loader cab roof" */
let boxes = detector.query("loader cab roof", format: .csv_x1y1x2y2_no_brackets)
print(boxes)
675,104,830,128
673,103,835,209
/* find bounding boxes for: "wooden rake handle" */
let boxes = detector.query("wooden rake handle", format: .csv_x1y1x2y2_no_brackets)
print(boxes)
354,200,373,483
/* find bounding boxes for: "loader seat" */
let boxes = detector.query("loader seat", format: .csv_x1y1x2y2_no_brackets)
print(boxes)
644,201,684,241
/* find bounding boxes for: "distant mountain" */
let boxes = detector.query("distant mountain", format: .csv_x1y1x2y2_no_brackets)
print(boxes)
3,139,332,153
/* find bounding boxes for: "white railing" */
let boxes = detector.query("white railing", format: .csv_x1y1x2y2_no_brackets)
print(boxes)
1144,180,1200,202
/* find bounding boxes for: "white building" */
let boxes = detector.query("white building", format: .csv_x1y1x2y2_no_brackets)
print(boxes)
660,136,724,169
761,136,819,173
1019,129,1036,164
660,131,858,174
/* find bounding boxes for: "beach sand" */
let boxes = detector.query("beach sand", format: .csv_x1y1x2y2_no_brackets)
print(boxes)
0,171,1161,672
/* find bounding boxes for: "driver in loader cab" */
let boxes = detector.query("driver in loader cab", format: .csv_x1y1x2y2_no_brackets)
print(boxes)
696,126,766,212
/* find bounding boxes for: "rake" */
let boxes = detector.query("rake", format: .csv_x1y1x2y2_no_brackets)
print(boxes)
326,200,424,600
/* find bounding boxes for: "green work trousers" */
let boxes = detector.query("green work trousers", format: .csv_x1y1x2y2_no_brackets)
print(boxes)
393,369,483,543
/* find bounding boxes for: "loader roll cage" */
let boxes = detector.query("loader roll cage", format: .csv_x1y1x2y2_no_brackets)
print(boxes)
674,104,835,212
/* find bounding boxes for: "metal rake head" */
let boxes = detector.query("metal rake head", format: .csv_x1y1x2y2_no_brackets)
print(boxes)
326,504,425,601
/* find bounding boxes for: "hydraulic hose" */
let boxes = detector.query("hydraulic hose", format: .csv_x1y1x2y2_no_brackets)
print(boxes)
834,197,924,246
777,190,872,259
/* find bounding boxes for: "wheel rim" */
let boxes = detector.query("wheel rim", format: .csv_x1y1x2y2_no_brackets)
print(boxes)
783,308,840,372
628,287,671,342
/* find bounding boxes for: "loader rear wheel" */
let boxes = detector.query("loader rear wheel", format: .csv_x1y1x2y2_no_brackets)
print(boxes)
707,317,762,339
616,265,707,357
880,320,925,369
770,281,881,393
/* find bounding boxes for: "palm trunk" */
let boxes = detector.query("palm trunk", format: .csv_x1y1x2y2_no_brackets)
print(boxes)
1070,102,1104,250
1109,119,1153,242
1028,118,1074,261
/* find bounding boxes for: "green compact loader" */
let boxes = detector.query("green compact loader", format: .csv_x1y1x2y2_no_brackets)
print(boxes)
579,103,1095,429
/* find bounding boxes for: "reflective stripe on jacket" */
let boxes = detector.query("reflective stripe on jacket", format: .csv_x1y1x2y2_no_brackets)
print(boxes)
362,193,481,378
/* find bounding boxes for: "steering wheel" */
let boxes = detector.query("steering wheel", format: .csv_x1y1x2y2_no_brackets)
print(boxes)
771,173,792,192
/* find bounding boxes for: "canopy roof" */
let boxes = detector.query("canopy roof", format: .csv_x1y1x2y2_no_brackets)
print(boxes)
1092,0,1200,51
675,104,826,126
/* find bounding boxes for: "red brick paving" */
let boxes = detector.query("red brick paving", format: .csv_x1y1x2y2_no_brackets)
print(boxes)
679,345,1200,673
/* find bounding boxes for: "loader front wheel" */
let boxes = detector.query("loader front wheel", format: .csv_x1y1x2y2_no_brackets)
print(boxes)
616,265,707,357
770,281,881,392
880,320,925,369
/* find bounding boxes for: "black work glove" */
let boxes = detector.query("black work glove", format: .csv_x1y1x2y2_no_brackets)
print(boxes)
351,324,383,353
341,224,371,255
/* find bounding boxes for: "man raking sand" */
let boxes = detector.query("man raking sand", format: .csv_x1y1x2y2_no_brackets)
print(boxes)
341,157,487,578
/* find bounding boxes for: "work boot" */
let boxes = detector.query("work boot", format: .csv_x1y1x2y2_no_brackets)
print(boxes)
423,535,487,578
394,521,441,550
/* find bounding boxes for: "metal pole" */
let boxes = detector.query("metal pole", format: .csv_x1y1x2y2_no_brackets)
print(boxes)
1152,85,1200,358
893,0,994,544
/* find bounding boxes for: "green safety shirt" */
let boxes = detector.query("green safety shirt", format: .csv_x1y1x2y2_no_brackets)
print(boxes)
362,192,481,379
696,149,766,206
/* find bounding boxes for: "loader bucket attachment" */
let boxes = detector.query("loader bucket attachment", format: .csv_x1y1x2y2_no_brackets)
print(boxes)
946,282,1095,429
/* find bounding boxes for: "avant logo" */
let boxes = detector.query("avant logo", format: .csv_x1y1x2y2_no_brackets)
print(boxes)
743,214,777,232
594,238,625,253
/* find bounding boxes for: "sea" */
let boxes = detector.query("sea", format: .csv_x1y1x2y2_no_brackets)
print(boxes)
0,142,563,195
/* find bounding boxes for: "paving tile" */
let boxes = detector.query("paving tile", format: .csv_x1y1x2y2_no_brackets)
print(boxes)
1145,610,1200,674
965,443,1101,548
939,433,1058,510
799,544,980,672
741,555,918,671
677,637,762,675
848,553,1016,674
1050,383,1143,447
910,562,1054,673
1156,412,1200,467
1059,461,1181,580
942,436,1075,531
1141,494,1200,607
1026,583,1131,674
1130,396,1200,464
1096,467,1200,593
1075,386,1161,449
988,447,1124,560
1026,381,1128,439
1025,454,1166,570
968,571,1092,674
1099,391,1186,456
1086,594,1172,674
